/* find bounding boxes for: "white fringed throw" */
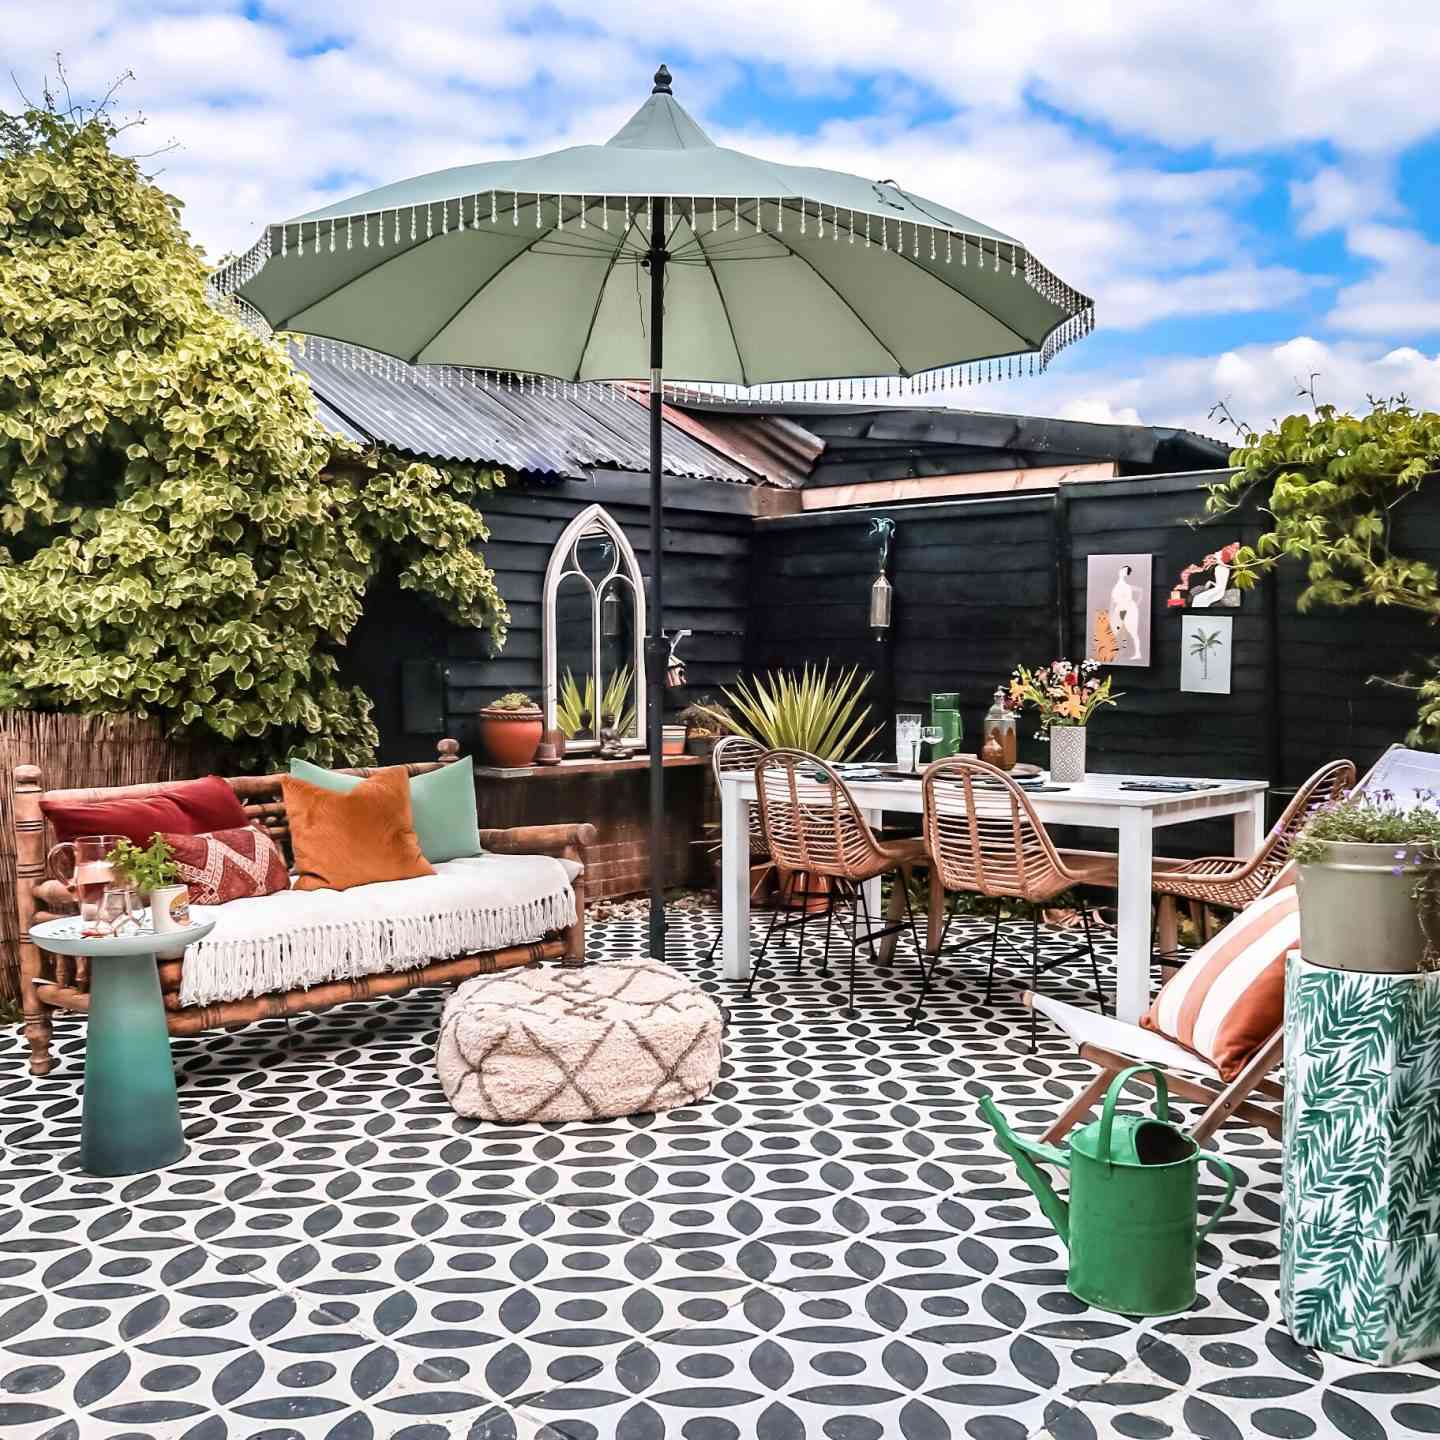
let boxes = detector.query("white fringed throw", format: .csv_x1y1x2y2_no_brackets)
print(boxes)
179,855,577,1008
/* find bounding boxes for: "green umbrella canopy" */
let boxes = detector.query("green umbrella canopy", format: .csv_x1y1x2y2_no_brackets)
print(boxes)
218,68,1093,389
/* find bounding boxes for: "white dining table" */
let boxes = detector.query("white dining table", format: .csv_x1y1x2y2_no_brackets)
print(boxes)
718,769,1269,1023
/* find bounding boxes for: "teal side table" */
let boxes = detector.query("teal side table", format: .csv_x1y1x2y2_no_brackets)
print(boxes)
1282,954,1440,1366
30,915,215,1177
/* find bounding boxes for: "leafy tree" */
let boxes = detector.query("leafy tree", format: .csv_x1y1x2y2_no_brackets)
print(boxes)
1207,398,1440,744
0,93,507,765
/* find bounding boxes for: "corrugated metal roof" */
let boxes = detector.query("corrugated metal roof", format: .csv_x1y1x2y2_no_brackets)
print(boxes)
291,339,756,483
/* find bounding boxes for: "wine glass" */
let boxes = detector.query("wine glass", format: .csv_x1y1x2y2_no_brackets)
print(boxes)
919,724,943,768
895,713,923,772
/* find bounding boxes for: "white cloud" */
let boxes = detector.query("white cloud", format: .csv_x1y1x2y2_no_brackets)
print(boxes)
1290,162,1397,238
1328,224,1440,336
963,337,1440,436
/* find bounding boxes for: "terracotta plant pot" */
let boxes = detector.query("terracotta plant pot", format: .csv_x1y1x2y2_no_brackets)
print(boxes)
662,725,687,756
479,706,544,768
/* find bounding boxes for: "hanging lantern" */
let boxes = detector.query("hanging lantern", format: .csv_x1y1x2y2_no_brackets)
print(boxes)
869,517,896,640
601,585,621,637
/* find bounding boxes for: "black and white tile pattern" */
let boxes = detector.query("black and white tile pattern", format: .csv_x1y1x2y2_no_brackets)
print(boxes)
2,906,1439,1439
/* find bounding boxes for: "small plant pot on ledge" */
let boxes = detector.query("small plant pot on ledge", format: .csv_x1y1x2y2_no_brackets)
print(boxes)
479,702,544,768
685,732,721,759
662,725,687,756
1298,843,1438,974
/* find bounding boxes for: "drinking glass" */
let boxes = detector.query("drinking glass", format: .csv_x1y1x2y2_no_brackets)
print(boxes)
47,834,125,922
895,713,923,772
919,724,943,766
95,885,143,937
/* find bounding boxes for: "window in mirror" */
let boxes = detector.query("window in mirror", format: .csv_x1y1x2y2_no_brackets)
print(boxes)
542,504,646,752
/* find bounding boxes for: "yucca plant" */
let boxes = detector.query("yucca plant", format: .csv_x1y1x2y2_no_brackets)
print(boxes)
700,663,879,760
556,665,636,739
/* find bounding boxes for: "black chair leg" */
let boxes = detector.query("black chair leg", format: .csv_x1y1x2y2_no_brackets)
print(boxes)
847,889,861,1017
1081,902,1107,1015
820,890,837,978
983,900,1003,1004
1029,910,1041,1052
795,894,811,978
745,904,784,999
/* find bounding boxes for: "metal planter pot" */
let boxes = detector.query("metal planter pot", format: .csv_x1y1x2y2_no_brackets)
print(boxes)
1297,843,1436,974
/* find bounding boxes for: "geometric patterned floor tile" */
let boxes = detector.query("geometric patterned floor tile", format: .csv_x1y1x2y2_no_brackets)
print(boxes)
3,904,1440,1439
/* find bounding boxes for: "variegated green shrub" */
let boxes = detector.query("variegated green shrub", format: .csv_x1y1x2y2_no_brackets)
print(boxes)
0,100,507,765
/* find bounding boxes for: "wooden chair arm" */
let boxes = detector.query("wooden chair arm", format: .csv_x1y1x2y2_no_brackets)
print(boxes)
479,823,598,861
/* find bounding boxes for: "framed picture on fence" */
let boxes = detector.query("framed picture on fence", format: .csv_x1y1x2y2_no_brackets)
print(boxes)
1086,554,1152,667
1180,614,1233,695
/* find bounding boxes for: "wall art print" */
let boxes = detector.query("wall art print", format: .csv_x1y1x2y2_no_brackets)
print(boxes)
1086,553,1151,667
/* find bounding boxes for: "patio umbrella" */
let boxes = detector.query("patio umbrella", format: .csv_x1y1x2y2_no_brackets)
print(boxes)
216,65,1095,959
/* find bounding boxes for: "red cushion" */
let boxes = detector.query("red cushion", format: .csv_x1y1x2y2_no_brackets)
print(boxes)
162,827,290,905
42,776,248,847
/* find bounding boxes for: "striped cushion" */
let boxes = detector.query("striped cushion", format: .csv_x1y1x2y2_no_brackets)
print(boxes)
1141,885,1298,1080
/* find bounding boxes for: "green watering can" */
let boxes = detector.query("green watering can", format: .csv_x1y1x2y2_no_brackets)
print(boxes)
979,1066,1239,1316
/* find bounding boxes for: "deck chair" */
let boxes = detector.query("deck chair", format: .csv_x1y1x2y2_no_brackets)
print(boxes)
1033,744,1440,1142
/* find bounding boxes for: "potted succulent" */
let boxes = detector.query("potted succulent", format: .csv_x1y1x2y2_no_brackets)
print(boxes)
479,692,544,768
1293,789,1440,974
680,699,729,759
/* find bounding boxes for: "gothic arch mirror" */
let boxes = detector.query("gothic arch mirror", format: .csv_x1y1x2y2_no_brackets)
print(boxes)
542,504,646,751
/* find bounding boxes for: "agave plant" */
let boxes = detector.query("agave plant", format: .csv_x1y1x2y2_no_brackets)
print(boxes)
701,663,879,760
556,666,636,739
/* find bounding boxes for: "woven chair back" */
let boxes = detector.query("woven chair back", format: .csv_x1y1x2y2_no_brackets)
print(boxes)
922,756,1070,900
712,735,769,857
1268,758,1357,868
754,750,883,879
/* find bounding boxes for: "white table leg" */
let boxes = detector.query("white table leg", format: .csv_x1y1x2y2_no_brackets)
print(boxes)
721,780,750,981
1234,791,1267,859
1115,812,1155,1024
862,808,885,924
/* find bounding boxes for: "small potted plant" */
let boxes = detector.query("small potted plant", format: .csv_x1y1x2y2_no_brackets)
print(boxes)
680,700,730,759
479,692,544,768
676,699,731,760
1293,789,1440,974
1009,659,1120,782
107,835,191,948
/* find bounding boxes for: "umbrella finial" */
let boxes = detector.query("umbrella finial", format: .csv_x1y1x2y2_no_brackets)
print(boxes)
652,64,673,95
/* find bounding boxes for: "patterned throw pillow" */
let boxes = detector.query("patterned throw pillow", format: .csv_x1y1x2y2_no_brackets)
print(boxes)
1141,884,1299,1080
162,827,291,906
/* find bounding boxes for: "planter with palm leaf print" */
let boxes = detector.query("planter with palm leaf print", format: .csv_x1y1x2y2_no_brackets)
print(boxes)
1282,955,1440,1365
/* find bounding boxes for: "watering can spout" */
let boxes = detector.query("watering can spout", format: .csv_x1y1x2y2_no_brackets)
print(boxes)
978,1094,1072,1246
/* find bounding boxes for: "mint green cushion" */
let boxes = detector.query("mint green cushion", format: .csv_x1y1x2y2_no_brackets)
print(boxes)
289,756,482,863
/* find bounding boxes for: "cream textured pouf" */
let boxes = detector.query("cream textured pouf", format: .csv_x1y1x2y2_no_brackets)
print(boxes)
436,959,724,1123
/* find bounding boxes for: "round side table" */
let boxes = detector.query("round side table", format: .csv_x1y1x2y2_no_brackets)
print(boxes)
29,915,216,1177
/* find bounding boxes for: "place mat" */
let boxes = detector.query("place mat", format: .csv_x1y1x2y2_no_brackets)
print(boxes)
1118,780,1222,793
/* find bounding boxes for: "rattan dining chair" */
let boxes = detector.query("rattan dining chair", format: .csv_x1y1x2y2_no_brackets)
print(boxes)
750,748,926,1014
1151,757,1355,955
915,756,1117,1046
704,735,772,963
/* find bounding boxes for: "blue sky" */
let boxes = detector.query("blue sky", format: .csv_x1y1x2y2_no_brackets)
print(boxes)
7,0,1440,433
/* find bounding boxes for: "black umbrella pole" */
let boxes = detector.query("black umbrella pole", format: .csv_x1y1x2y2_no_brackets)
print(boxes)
646,197,667,960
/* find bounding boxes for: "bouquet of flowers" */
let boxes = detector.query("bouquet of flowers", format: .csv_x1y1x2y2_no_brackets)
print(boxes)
1009,658,1119,735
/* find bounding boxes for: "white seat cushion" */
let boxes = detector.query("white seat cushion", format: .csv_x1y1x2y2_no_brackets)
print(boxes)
180,854,577,1006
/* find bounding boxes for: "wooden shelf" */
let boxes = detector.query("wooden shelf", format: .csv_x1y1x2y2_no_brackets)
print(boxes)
473,754,707,780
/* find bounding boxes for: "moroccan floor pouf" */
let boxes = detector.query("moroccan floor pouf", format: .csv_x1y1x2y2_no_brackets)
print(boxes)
436,959,724,1123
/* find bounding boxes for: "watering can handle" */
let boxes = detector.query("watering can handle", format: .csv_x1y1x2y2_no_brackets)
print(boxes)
1097,1064,1172,1161
1196,1153,1239,1245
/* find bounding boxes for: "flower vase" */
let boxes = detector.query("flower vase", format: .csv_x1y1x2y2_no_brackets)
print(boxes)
1049,725,1087,783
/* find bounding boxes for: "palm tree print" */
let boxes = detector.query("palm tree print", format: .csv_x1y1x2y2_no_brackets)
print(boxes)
1189,626,1224,681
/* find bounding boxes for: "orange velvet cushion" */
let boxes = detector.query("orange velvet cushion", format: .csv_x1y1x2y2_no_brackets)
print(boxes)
281,767,435,892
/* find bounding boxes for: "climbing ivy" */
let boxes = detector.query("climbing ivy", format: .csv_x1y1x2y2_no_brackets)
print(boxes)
0,98,507,765
1207,398,1440,744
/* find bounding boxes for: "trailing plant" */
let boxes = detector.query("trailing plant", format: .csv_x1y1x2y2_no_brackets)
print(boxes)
106,834,178,893
556,666,635,738
1206,397,1440,744
701,663,879,760
489,692,539,711
0,93,508,766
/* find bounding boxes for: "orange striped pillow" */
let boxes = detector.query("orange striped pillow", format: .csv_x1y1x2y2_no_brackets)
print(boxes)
1141,885,1298,1080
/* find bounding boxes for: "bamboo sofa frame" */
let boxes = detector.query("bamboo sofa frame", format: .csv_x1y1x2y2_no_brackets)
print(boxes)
13,738,596,1076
